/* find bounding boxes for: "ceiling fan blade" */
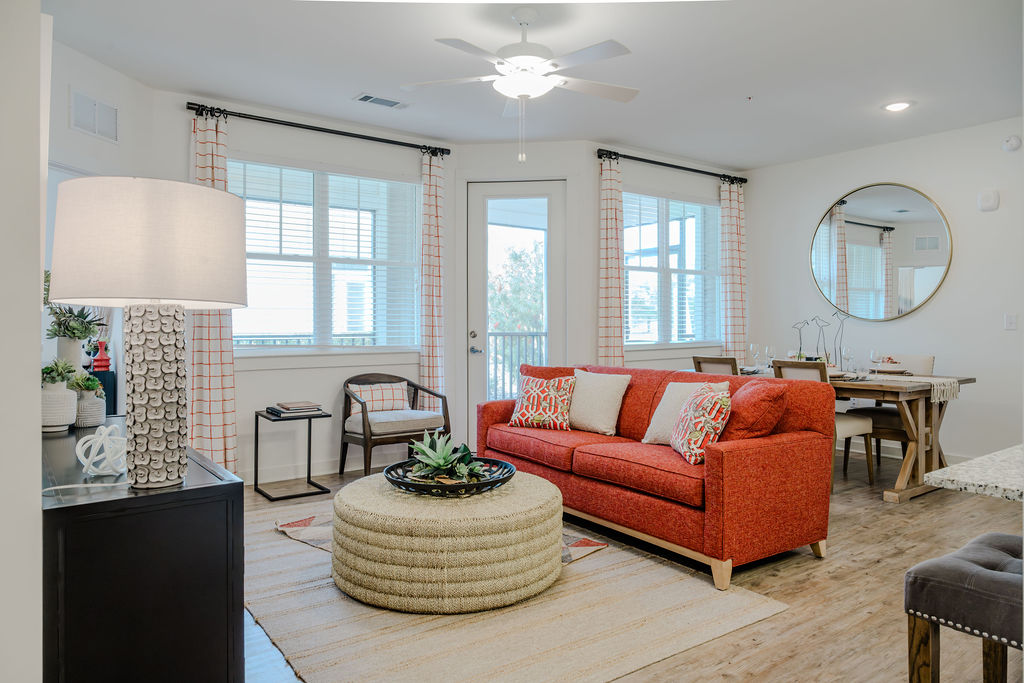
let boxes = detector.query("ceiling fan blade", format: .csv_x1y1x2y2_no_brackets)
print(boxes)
401,74,499,91
553,76,638,103
501,99,520,118
436,38,503,65
543,40,630,73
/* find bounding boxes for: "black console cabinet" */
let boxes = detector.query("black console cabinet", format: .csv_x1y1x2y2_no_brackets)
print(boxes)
42,420,244,682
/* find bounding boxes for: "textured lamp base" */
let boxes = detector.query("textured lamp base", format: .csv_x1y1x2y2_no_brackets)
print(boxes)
123,304,188,489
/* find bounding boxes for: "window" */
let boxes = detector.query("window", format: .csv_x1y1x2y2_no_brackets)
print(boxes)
227,160,420,348
622,192,721,345
846,243,884,318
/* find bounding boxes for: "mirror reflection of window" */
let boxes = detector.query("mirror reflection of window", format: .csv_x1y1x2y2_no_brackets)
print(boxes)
809,184,950,321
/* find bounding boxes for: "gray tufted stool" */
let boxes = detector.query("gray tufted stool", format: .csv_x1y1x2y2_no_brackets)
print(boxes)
904,532,1022,682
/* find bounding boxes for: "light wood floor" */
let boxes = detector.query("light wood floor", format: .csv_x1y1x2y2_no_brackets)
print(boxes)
243,454,1022,682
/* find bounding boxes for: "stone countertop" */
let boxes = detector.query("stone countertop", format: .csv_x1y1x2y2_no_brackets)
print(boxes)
924,444,1024,502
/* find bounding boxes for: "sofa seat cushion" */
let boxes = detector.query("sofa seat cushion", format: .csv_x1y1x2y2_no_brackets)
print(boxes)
572,442,705,508
486,424,632,471
344,409,445,435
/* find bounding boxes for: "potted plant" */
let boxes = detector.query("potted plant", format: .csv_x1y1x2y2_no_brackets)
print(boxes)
407,430,488,484
41,358,78,432
69,371,106,428
44,270,106,365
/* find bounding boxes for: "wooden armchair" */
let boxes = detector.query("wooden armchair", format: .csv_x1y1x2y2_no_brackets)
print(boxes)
339,373,451,476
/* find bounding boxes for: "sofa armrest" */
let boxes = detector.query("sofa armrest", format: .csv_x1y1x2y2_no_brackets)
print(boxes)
476,400,516,456
703,431,832,565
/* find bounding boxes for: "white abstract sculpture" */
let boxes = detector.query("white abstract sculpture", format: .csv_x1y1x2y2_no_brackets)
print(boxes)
76,423,128,476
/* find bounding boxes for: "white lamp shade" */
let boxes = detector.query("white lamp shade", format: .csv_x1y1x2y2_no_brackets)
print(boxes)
49,176,247,309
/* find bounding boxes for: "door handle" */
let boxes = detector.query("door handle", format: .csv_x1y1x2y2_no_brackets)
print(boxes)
469,346,483,354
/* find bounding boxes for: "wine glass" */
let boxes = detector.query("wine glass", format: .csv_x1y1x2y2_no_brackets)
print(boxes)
764,345,776,370
841,346,853,372
868,349,882,375
748,343,760,370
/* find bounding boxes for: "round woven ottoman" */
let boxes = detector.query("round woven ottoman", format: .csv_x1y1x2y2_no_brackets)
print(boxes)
332,471,562,614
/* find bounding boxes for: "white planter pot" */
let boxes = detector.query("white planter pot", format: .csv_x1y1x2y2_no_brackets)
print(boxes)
75,389,106,428
42,382,77,432
57,337,85,367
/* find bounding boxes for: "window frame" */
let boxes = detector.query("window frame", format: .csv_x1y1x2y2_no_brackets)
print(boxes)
621,189,722,348
227,156,421,354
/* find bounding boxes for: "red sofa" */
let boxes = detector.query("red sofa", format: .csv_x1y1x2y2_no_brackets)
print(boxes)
477,364,836,589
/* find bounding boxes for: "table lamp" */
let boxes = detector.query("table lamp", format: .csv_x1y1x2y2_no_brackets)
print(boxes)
49,177,246,488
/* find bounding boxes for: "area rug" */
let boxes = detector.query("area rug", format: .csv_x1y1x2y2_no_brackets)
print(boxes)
275,510,608,565
246,498,787,683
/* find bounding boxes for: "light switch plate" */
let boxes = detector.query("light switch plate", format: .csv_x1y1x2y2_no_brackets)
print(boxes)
1005,313,1018,331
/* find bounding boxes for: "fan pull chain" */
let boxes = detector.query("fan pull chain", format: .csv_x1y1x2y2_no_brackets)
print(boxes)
517,96,527,163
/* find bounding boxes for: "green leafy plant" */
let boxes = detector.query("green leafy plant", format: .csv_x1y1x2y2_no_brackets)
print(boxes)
408,430,486,483
43,270,107,341
68,371,105,397
41,358,77,385
46,306,106,341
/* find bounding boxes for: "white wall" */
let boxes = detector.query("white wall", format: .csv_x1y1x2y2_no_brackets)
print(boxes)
745,118,1024,458
0,2,44,680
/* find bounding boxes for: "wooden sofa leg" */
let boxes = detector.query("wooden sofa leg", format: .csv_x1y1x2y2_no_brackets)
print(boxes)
810,540,826,558
908,614,940,683
709,558,732,590
983,638,1007,683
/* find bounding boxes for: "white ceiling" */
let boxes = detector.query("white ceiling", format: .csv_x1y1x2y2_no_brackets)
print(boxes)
842,184,943,225
42,0,1022,170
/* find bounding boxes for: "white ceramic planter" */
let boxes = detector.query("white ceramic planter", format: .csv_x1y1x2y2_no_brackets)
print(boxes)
42,382,77,432
57,337,85,367
75,389,106,428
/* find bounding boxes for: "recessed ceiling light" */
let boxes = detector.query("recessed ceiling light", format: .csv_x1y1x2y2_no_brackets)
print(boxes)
883,101,913,112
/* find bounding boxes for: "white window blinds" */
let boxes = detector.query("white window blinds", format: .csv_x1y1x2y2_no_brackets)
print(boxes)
227,160,420,348
622,192,721,345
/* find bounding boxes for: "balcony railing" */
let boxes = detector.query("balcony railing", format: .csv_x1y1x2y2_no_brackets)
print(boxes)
487,331,547,400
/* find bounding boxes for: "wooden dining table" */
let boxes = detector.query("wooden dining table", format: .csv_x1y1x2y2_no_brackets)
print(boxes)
829,375,976,503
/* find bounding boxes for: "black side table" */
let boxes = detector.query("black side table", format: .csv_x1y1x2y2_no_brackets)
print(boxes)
254,410,333,501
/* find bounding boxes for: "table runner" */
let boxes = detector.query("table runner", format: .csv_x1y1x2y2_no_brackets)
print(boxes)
867,374,960,403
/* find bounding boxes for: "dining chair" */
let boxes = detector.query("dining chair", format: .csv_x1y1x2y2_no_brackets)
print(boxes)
848,354,935,465
692,356,739,375
339,373,451,476
773,359,874,485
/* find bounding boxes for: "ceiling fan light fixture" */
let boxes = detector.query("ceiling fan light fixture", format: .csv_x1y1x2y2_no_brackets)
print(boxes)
493,72,557,99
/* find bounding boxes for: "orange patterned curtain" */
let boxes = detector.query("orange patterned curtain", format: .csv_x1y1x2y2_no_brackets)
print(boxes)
880,229,897,318
831,204,849,311
419,152,445,410
187,111,238,472
598,156,625,366
720,181,748,361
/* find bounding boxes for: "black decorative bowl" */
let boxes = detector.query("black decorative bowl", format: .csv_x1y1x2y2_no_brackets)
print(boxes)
383,457,516,497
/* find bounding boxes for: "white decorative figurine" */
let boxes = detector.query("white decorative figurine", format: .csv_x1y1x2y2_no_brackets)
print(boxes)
76,424,128,476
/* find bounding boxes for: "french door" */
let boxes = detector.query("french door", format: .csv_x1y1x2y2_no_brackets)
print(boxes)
466,181,566,443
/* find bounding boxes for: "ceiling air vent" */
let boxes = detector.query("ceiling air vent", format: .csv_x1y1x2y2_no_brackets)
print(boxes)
355,93,405,109
70,90,118,142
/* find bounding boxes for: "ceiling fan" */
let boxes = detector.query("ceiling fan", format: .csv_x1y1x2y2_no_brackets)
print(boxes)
403,7,638,105
403,7,637,162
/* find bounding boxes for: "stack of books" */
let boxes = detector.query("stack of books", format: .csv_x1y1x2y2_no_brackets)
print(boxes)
266,401,323,418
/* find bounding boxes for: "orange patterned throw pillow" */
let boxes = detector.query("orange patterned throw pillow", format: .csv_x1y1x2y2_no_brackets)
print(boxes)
349,382,410,415
670,383,732,464
509,375,577,431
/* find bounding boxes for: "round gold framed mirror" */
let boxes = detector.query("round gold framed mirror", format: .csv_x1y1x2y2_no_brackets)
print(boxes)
809,183,951,321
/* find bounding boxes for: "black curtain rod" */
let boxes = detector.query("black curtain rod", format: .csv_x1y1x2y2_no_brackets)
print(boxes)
186,101,450,157
597,148,746,185
846,219,895,232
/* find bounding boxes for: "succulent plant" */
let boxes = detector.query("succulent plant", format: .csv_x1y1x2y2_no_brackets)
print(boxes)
68,371,105,397
41,358,77,385
45,305,106,341
409,430,486,483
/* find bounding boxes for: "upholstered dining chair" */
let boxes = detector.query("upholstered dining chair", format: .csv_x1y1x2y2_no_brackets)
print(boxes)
339,373,451,476
847,354,935,465
692,356,739,375
773,359,874,485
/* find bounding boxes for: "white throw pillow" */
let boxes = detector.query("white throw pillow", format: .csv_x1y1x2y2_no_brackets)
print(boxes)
568,369,631,435
642,381,730,445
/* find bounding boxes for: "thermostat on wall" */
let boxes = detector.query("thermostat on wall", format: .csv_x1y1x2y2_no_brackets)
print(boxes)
977,189,999,212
